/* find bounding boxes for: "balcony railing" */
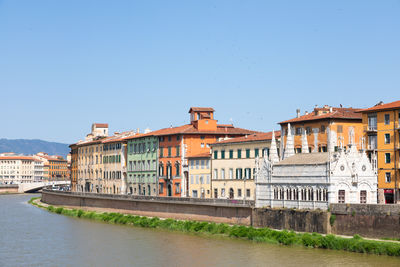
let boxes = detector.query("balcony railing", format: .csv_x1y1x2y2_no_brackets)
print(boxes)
365,125,377,132
367,145,377,150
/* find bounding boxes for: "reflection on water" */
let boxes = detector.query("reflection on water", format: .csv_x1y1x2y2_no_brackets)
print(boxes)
1,194,399,267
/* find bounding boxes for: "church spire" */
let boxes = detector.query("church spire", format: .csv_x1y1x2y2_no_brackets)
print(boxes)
301,130,309,153
269,130,279,163
284,123,295,159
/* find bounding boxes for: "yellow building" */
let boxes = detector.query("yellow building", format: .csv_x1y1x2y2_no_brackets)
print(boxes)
279,105,363,154
187,153,211,198
210,131,280,200
359,100,400,204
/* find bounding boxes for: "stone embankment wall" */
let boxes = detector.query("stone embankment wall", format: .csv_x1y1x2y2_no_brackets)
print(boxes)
41,190,253,225
41,190,400,238
0,185,19,194
330,204,400,238
252,208,330,234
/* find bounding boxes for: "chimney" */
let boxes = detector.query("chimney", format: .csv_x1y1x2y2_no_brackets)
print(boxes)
296,109,300,118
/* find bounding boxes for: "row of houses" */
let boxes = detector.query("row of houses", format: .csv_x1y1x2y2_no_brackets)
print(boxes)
70,100,400,205
0,152,69,184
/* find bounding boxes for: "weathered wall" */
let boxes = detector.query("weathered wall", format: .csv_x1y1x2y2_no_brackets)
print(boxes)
0,185,19,194
330,204,400,238
41,190,253,225
252,208,330,234
41,190,400,239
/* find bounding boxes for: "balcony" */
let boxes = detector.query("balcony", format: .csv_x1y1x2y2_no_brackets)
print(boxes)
364,125,377,133
366,145,377,151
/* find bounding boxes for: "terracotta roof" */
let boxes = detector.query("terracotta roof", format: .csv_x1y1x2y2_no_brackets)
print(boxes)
275,153,330,165
188,107,215,113
357,100,400,113
149,124,258,136
279,107,362,124
94,123,108,128
0,156,34,161
188,152,211,158
212,131,281,145
101,131,136,143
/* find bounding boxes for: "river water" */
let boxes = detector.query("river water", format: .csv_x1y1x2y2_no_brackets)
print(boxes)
1,194,400,267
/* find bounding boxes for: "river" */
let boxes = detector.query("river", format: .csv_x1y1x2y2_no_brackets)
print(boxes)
1,194,400,267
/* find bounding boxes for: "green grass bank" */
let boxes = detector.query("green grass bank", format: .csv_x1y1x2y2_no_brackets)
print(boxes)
29,197,400,257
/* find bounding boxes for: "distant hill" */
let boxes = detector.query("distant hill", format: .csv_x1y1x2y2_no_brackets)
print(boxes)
0,139,70,158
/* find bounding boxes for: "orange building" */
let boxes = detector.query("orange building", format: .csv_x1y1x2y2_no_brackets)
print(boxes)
152,107,257,197
279,105,363,155
34,153,69,181
358,100,400,204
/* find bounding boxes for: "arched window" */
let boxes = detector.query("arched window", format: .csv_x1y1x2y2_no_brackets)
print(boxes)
175,162,180,176
159,164,164,176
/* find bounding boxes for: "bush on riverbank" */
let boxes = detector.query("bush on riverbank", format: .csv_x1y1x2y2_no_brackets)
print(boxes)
29,197,400,257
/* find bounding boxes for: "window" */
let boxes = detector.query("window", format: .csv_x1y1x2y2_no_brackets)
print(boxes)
295,127,302,135
176,164,180,176
385,133,391,144
337,125,343,133
246,189,251,198
338,190,345,203
295,148,301,154
167,147,171,157
368,135,377,150
386,172,391,183
176,146,180,157
221,188,225,197
201,143,205,148
385,114,390,125
320,125,325,133
201,160,204,169
176,135,180,141
238,189,242,197
360,190,367,204
254,148,259,157
192,190,198,198
246,149,250,158
306,127,311,135
229,150,233,159
385,153,391,164
196,160,199,169
196,175,199,184
237,149,242,159
168,136,172,142
229,168,233,179
190,160,194,169
221,168,225,179
175,183,180,194
221,150,225,159
190,175,194,184
236,168,243,179
200,136,205,140
213,169,218,179
214,188,218,198
368,115,377,130
160,148,164,158
214,150,218,159
244,168,251,179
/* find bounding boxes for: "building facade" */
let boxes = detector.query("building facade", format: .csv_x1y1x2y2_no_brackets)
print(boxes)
359,100,400,203
126,134,158,196
34,152,69,181
256,130,378,209
0,156,36,184
211,131,280,200
153,107,256,197
279,105,363,157
188,153,211,198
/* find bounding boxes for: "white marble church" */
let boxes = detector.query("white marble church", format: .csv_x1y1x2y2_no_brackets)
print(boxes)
255,125,378,209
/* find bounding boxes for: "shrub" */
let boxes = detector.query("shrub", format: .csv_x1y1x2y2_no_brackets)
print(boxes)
55,207,64,214
329,214,336,226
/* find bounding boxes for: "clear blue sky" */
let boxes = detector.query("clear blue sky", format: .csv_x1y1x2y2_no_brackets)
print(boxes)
1,0,399,144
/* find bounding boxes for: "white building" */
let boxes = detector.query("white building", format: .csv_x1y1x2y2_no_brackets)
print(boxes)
0,156,37,184
255,126,378,209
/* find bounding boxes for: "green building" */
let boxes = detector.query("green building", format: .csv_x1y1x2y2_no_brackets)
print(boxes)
126,134,158,196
